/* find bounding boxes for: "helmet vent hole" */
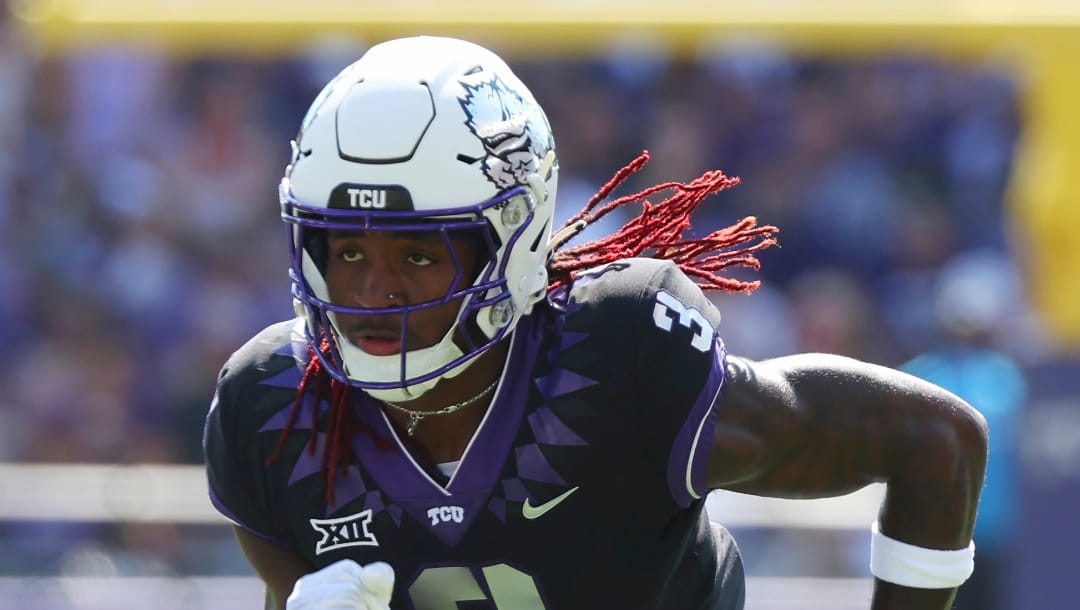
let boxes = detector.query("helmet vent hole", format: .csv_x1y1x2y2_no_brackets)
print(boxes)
529,220,548,252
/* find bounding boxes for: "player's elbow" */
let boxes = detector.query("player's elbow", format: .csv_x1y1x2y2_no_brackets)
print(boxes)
951,396,989,479
912,395,989,494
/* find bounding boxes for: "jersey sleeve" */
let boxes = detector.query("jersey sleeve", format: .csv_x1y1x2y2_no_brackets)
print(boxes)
568,258,727,508
203,348,294,549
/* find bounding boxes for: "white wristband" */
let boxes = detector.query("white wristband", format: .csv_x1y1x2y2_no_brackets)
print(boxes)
869,521,975,589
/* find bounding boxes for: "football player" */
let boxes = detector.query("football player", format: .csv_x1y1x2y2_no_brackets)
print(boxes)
203,36,987,610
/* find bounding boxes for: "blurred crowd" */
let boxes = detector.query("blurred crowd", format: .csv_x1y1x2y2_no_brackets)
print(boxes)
0,30,1043,461
0,12,1048,606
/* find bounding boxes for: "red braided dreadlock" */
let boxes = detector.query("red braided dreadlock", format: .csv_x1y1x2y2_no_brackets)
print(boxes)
549,150,778,291
272,151,778,504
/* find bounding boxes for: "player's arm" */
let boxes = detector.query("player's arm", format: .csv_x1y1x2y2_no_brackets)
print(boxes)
706,353,989,610
233,526,311,610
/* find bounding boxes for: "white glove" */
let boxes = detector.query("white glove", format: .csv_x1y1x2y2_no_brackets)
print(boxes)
286,559,395,610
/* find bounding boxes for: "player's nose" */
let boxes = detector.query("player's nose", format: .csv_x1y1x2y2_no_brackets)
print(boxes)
352,257,407,309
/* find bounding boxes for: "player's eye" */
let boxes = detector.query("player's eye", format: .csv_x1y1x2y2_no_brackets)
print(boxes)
339,249,363,263
406,253,435,267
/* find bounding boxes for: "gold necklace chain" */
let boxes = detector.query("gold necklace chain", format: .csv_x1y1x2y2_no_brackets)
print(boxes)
382,380,499,436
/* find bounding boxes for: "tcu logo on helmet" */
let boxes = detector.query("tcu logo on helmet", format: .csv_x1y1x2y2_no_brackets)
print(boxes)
459,74,554,189
347,188,387,209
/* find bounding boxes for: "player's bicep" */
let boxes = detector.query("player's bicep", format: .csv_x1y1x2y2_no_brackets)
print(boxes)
708,353,987,500
705,355,807,490
233,526,311,610
708,354,889,497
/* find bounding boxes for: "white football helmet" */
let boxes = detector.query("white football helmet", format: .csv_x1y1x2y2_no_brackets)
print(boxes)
280,36,559,401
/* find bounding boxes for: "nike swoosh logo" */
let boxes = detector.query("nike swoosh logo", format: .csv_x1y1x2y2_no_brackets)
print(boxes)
522,486,580,520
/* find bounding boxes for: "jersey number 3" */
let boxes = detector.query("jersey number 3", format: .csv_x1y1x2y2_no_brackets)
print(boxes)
652,290,713,352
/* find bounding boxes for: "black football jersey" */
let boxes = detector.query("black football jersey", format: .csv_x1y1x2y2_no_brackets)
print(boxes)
204,258,742,609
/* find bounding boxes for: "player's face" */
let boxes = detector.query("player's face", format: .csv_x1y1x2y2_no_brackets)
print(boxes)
325,229,479,356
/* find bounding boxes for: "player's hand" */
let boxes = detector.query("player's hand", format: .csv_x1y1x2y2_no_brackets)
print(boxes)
285,559,395,610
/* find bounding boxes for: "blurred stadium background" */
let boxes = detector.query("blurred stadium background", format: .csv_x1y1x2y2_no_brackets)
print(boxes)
1,0,1078,608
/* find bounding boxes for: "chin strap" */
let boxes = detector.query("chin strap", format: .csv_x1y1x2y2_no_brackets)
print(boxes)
528,149,558,206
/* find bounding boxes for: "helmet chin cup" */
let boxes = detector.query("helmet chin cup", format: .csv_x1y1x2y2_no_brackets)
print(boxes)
281,36,558,396
336,329,471,402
